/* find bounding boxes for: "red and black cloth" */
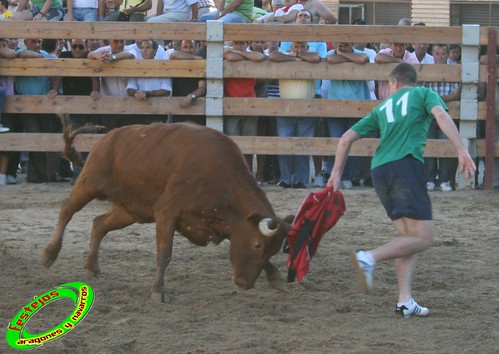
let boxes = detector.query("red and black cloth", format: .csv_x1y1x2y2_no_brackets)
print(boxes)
286,187,346,283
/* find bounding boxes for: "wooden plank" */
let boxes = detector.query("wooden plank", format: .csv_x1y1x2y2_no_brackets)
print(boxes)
0,59,205,78
224,24,463,44
0,133,493,157
0,22,207,41
4,96,493,119
0,22,463,44
4,96,205,115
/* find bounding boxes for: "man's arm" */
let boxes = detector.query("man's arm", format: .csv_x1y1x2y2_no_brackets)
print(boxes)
218,0,241,17
224,49,265,62
326,51,368,64
0,46,16,59
440,85,461,102
327,128,361,191
431,105,476,180
169,51,202,60
268,51,299,62
190,3,198,21
313,0,337,24
297,51,321,63
16,50,44,58
375,53,402,63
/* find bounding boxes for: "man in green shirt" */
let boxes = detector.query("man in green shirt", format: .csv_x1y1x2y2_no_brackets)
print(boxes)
328,63,476,317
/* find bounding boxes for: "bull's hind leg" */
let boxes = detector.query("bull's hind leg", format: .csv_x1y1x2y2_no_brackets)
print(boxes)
150,210,176,303
42,189,95,268
85,203,135,276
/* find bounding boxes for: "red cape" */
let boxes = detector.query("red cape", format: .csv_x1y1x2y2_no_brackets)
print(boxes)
286,187,346,283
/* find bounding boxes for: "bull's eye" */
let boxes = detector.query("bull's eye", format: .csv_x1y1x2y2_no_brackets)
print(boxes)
254,242,261,249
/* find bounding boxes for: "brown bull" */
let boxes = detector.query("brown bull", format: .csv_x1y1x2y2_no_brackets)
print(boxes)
42,118,291,302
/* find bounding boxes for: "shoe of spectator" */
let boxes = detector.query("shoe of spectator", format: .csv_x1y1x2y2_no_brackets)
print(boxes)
426,182,436,191
0,174,6,185
292,182,307,189
341,180,353,190
277,181,291,188
439,181,452,192
6,175,16,184
0,124,10,133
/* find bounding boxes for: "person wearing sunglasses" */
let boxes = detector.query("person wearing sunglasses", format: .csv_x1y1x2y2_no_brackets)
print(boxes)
47,39,101,183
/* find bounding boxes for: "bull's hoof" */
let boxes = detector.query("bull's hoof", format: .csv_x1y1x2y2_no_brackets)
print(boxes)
150,291,169,303
41,245,60,268
85,264,101,277
269,279,289,293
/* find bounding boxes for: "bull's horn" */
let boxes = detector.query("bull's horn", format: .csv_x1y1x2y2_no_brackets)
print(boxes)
259,218,278,237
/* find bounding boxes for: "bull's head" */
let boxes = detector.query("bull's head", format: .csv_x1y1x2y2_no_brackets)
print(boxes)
229,213,291,291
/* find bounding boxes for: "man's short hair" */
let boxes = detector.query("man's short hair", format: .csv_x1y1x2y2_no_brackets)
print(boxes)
143,39,158,50
353,18,366,25
389,63,417,86
0,0,9,8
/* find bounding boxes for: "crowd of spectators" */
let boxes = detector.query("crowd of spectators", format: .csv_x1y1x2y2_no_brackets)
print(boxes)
0,2,494,190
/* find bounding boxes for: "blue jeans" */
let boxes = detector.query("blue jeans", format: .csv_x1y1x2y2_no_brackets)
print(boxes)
199,11,248,23
325,117,359,181
0,86,5,118
276,116,316,185
65,8,99,21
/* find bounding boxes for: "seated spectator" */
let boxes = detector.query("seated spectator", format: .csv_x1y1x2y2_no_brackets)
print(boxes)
65,0,100,21
269,41,321,189
126,39,172,124
103,0,152,22
14,0,65,20
255,0,301,24
200,0,253,23
146,0,198,23
170,40,206,125
0,0,14,19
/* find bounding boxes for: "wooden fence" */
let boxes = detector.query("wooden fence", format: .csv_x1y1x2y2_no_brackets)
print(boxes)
0,22,497,187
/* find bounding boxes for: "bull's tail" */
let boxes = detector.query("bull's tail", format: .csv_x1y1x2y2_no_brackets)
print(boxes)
58,114,104,167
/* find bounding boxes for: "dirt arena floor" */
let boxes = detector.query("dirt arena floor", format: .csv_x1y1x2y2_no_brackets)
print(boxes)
1,179,498,353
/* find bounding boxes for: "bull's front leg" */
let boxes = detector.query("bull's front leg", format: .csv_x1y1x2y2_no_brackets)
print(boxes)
263,261,288,292
151,212,175,303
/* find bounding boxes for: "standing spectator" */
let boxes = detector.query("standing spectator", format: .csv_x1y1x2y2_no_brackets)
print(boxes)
14,0,65,20
269,41,321,189
0,38,16,185
280,9,327,186
425,43,461,192
47,39,101,182
448,44,461,64
16,39,65,183
65,0,101,21
375,42,419,100
298,0,336,24
0,0,14,19
87,39,136,130
223,41,265,170
324,42,370,190
126,39,172,124
146,0,198,23
200,0,254,23
170,40,206,125
102,0,152,21
328,63,476,317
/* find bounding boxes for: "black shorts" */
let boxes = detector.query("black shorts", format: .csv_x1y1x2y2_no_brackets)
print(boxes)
371,155,432,221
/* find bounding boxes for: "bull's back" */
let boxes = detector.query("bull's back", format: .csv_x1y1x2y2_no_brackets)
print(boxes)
79,123,254,220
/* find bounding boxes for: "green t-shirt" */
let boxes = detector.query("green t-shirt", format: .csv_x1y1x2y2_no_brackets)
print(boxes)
352,86,447,170
226,0,254,22
32,0,63,9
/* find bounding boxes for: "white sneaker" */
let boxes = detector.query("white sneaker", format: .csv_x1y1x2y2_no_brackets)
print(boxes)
426,182,435,191
0,174,6,185
342,180,353,190
350,250,375,294
6,175,16,184
439,181,452,192
396,299,429,317
0,124,9,133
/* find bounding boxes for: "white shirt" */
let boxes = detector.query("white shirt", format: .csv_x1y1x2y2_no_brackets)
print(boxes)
125,43,170,60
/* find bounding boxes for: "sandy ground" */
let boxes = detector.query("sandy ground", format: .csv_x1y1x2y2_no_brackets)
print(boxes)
1,179,498,354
